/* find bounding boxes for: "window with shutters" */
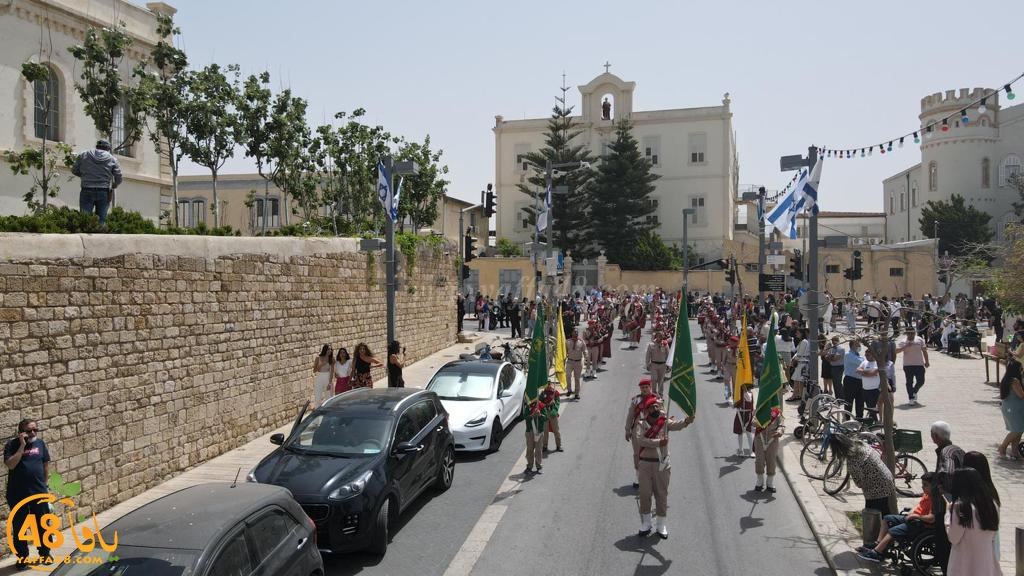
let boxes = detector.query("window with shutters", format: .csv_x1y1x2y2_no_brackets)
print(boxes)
826,264,840,274
999,154,1021,187
690,197,706,225
642,136,661,167
889,268,904,277
688,133,707,165
514,144,530,172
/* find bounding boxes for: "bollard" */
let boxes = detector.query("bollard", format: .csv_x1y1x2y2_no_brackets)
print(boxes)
1017,526,1024,576
862,508,883,546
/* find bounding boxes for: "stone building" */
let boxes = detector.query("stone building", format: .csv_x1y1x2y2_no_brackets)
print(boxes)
492,70,738,261
883,87,1024,243
0,0,173,218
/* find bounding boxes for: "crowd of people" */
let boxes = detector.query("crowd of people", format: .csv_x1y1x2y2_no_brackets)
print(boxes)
309,340,408,405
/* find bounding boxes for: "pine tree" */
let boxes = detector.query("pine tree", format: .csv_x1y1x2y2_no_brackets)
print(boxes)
516,83,596,258
589,118,659,268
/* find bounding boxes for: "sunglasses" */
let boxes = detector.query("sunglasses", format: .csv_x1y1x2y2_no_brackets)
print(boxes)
24,428,38,433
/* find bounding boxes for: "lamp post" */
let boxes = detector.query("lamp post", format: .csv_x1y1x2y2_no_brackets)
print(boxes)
542,160,591,302
682,208,696,289
382,156,419,346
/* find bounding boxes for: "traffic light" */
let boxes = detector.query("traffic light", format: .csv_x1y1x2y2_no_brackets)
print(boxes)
464,233,478,263
790,249,803,280
461,264,471,280
725,267,736,285
484,184,496,217
852,250,863,280
843,267,853,280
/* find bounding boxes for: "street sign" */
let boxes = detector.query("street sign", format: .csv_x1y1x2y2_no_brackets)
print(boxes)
759,273,786,292
766,254,786,265
780,154,808,171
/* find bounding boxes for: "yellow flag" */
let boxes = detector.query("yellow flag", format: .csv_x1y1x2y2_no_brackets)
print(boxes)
554,304,568,390
734,313,754,403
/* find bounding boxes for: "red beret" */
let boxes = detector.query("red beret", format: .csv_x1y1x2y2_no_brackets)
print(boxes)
638,377,652,388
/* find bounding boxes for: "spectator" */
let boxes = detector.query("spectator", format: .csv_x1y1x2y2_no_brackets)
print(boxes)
4,418,52,567
857,472,935,563
312,344,334,406
72,139,122,227
843,340,866,419
946,468,1001,576
834,434,896,517
352,343,383,389
334,347,352,394
896,327,930,406
857,347,881,422
387,340,405,388
931,420,966,575
997,361,1024,460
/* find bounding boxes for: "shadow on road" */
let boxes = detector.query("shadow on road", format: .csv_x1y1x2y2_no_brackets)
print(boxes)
612,483,639,498
613,534,674,576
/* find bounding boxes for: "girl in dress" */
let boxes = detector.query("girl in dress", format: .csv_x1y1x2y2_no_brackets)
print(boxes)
733,383,754,457
312,344,334,406
334,347,352,394
352,342,384,389
947,467,1001,576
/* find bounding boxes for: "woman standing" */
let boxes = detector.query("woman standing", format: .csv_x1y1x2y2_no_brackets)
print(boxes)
334,347,352,394
997,361,1024,459
857,348,881,422
947,467,1001,575
387,340,405,388
312,344,334,406
352,343,383,389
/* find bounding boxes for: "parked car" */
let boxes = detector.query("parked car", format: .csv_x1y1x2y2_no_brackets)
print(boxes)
50,483,323,576
248,388,455,556
425,359,525,453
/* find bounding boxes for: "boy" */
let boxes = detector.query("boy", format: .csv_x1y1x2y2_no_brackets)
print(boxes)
856,472,935,562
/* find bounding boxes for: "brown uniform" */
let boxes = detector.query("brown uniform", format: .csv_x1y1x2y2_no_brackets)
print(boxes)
645,342,670,397
565,336,585,396
754,413,784,489
633,416,688,517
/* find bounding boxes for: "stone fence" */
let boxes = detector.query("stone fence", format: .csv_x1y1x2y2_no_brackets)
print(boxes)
0,233,457,539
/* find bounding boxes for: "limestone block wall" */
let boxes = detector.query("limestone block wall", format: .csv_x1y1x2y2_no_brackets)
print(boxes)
0,233,457,532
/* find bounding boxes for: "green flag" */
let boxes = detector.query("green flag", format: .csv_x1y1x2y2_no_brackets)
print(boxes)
668,296,696,417
524,303,548,432
754,320,782,428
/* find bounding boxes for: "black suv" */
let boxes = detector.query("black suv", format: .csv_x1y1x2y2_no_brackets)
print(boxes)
249,388,455,555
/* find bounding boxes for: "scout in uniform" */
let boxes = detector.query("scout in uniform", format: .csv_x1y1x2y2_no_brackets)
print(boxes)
583,319,603,379
633,396,695,538
625,378,656,488
753,406,785,492
524,398,548,476
644,334,670,397
540,380,563,452
565,329,586,399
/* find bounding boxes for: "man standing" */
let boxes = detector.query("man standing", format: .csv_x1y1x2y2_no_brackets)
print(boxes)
645,334,670,397
896,327,930,406
633,396,695,539
524,399,548,476
506,294,521,339
625,378,656,489
565,329,585,399
456,293,465,334
72,139,122,227
4,419,52,568
929,421,964,576
583,319,602,379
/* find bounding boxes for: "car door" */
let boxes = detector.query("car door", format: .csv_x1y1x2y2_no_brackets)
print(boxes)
246,506,309,576
391,406,426,507
497,365,517,428
407,400,440,496
203,526,254,576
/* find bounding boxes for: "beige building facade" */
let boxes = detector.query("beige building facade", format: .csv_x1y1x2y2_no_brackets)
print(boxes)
0,0,173,219
493,71,738,261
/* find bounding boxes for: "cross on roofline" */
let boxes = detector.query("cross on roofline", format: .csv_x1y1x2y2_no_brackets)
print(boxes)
604,61,611,73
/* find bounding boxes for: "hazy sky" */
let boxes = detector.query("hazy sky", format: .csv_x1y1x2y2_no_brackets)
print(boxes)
168,0,1024,213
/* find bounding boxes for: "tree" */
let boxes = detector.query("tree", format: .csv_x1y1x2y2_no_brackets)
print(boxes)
137,14,189,226
988,224,1024,313
1011,173,1024,219
67,23,148,156
264,93,319,222
919,194,993,257
516,89,596,258
180,64,242,228
395,135,449,233
589,118,659,266
620,231,678,271
496,238,523,257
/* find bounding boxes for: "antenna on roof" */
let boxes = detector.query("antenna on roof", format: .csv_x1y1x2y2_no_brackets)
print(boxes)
231,467,241,488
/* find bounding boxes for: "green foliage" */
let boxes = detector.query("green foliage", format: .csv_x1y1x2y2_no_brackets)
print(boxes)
496,237,523,257
618,231,679,271
20,61,50,83
395,135,449,233
919,194,993,256
516,91,597,258
5,143,74,212
1011,173,1024,218
984,224,1024,313
590,118,660,265
670,243,701,268
0,206,239,236
67,23,147,153
396,232,418,273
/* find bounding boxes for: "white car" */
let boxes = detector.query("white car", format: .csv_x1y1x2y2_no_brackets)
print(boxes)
425,360,525,453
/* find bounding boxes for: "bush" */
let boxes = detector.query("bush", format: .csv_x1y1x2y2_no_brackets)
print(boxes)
0,206,239,236
496,237,523,257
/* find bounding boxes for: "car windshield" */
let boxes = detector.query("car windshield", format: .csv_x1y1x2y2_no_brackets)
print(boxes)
427,370,495,401
50,545,198,576
287,412,392,456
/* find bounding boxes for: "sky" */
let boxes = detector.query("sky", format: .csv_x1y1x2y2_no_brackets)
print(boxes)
166,0,1024,213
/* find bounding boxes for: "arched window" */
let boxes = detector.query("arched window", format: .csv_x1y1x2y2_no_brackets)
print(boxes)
32,66,60,141
111,97,135,157
929,161,938,191
999,154,1022,187
982,158,991,188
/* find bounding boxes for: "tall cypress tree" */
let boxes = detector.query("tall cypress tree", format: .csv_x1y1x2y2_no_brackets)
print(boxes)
517,85,596,259
590,118,659,267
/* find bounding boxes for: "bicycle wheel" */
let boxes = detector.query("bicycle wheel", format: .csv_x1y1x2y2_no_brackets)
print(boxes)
893,454,928,497
799,438,836,480
822,456,849,496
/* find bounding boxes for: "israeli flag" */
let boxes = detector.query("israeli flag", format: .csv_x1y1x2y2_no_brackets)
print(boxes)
544,184,552,209
797,159,822,216
392,176,403,222
537,210,548,232
765,169,807,239
376,160,392,216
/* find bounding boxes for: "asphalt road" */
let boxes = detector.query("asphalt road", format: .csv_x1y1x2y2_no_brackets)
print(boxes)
323,322,830,576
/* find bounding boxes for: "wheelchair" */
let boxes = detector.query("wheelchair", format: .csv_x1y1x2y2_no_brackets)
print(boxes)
882,524,941,576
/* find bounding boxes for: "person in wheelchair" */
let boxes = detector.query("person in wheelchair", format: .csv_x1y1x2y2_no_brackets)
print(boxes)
857,472,935,562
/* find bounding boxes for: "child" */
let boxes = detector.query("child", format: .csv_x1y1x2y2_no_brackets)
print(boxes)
733,383,754,457
856,472,935,562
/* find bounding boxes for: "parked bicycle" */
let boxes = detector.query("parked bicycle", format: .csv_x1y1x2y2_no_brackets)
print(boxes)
822,429,929,497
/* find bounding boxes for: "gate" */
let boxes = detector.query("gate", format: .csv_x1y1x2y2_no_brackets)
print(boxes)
571,260,599,293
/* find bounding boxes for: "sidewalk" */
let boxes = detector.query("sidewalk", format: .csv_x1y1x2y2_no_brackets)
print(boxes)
776,333,1020,575
0,332,494,572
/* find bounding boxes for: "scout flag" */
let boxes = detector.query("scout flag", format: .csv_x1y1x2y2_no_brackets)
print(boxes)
553,304,568,390
754,319,782,428
523,303,548,433
734,313,754,403
667,295,696,417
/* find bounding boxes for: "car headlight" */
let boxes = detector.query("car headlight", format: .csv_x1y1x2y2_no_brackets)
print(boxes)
246,468,258,483
329,470,372,501
465,412,488,427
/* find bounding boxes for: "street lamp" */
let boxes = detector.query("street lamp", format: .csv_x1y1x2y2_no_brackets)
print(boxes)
542,160,591,302
682,208,696,288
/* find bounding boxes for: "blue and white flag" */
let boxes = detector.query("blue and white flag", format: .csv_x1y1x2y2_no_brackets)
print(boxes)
796,159,822,216
765,169,807,239
392,176,403,222
376,160,392,217
544,184,552,209
537,210,548,232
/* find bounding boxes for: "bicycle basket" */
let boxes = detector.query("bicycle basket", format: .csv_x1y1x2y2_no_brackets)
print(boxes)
893,429,923,453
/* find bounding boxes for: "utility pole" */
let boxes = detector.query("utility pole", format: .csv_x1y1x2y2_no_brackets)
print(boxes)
381,156,419,347
758,187,767,303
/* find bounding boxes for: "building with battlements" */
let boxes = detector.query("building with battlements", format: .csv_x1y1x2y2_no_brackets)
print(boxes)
884,87,1023,244
493,70,738,263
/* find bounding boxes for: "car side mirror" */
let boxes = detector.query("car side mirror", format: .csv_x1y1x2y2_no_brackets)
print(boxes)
270,433,285,445
393,442,422,455
499,389,513,399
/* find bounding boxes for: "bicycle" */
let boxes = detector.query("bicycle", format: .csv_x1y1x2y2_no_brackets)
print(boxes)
799,409,861,480
821,429,929,497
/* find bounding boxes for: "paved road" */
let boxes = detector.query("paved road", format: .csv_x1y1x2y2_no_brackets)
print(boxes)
465,325,829,576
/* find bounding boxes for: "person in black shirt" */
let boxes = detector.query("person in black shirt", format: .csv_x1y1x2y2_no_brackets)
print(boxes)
4,418,52,568
387,340,405,388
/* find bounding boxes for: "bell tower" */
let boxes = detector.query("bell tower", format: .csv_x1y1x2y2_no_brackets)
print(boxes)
578,67,636,123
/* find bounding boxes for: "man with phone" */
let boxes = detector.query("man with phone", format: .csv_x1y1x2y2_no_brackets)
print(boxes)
4,419,52,569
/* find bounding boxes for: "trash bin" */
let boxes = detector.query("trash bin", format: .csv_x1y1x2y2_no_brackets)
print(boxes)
862,508,883,546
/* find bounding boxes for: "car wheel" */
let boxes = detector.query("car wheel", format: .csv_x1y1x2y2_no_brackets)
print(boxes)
488,420,503,453
367,499,390,556
435,445,455,492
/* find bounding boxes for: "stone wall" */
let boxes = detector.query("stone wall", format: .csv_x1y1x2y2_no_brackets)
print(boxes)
0,233,457,532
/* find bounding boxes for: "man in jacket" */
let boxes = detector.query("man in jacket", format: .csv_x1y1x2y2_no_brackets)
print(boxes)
72,140,122,226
